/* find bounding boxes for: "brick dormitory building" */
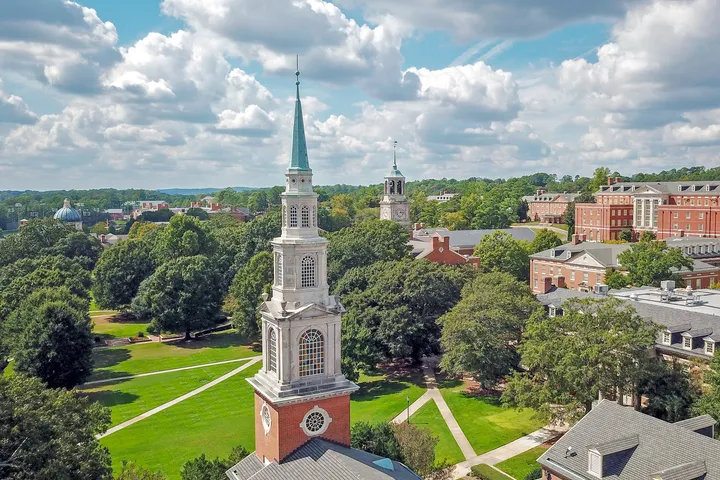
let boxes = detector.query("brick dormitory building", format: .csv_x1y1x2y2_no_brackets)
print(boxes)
575,178,720,241
523,189,579,224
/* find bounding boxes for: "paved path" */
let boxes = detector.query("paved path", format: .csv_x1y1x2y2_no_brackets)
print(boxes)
451,425,566,479
95,357,262,439
391,390,433,425
84,356,262,386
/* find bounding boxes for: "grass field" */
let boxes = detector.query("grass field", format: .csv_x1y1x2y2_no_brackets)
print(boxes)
92,315,150,340
439,378,544,456
351,369,426,424
80,362,247,426
89,331,258,381
102,362,261,479
495,445,548,480
409,400,465,466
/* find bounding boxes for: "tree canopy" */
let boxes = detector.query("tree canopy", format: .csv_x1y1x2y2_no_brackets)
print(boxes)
473,231,529,281
503,296,659,424
528,228,563,254
92,239,157,310
154,215,217,262
616,240,693,287
230,251,273,338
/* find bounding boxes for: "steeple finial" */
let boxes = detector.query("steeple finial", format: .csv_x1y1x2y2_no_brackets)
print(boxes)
289,56,310,171
392,140,397,169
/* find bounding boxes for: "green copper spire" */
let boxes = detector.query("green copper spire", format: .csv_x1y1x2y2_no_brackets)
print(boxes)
290,56,310,171
388,140,403,177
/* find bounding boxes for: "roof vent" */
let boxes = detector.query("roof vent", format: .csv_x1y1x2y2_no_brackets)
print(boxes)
372,458,395,471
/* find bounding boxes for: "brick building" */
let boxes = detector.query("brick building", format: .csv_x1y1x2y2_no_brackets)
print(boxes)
415,234,481,267
530,235,720,294
522,190,579,224
575,178,720,241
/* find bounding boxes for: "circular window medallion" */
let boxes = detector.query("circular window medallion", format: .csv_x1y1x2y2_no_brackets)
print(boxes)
301,178,305,183
261,402,272,435
292,178,296,183
299,405,332,436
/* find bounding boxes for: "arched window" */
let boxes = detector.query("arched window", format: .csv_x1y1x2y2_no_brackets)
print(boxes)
301,256,316,288
301,205,310,227
312,206,316,227
389,180,395,194
290,205,298,227
397,181,403,195
268,328,277,373
299,329,324,377
275,253,283,286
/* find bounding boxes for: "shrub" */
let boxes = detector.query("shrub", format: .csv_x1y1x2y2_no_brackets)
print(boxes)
525,468,542,480
471,464,509,480
138,331,144,338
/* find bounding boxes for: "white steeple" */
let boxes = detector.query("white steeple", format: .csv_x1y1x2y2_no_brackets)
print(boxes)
380,140,410,227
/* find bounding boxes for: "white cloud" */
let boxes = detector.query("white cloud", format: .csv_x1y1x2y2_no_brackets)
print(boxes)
0,80,38,125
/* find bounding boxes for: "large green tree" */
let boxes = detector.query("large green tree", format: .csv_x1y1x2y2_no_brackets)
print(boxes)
503,296,659,424
13,300,94,389
180,445,249,480
351,422,403,462
473,231,529,281
0,375,112,480
439,273,543,388
92,239,157,310
154,215,217,262
230,251,273,337
693,352,720,422
616,240,693,287
335,259,474,379
528,228,563,254
327,220,410,286
0,218,75,267
132,255,224,339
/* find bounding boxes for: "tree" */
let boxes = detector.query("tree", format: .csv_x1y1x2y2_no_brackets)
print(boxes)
576,192,596,203
0,374,112,480
128,221,159,240
563,202,575,227
132,255,224,339
692,352,720,422
92,239,157,310
247,191,269,214
637,360,696,422
154,215,217,262
473,231,529,281
439,273,543,388
185,208,209,221
439,211,470,231
91,222,109,235
640,231,656,242
116,463,166,480
48,231,103,268
392,423,439,476
230,251,273,337
619,229,633,242
0,218,74,267
180,454,227,480
616,241,693,287
351,422,403,462
335,259,474,379
137,209,174,222
528,228,563,254
587,167,612,193
327,220,410,286
503,297,659,424
13,300,94,389
604,269,630,289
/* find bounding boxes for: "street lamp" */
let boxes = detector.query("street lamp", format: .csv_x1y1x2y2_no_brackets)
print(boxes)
406,395,410,424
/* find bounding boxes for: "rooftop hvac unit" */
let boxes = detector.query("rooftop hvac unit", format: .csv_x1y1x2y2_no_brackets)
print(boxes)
686,294,697,306
660,280,676,291
594,284,609,295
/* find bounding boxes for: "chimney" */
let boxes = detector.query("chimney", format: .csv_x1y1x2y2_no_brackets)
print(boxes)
572,234,582,245
615,177,622,184
100,234,106,243
536,188,546,196
556,276,566,288
541,276,553,294
608,176,614,186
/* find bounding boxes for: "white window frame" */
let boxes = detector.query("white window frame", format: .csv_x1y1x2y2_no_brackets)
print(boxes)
683,336,692,350
706,341,715,355
662,331,671,345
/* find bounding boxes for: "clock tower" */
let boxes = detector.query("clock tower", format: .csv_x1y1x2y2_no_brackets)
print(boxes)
379,141,411,228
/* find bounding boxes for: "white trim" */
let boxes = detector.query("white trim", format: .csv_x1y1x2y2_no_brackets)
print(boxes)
299,405,332,436
261,401,272,435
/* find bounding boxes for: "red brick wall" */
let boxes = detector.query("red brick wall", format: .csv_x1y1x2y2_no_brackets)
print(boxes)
530,258,606,293
575,201,633,242
422,236,475,265
254,392,352,463
657,205,720,239
528,199,571,222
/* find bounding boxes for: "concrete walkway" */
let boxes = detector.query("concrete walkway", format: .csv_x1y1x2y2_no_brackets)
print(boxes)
84,356,261,386
96,357,262,439
391,390,433,425
451,425,566,479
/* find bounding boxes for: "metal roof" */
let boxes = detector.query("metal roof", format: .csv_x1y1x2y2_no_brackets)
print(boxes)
289,67,310,172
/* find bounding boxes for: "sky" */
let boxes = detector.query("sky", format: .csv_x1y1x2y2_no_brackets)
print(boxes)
1,0,720,190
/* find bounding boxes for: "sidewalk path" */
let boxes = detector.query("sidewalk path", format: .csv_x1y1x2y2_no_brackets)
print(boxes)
451,425,566,479
84,356,261,386
391,390,433,425
96,357,262,439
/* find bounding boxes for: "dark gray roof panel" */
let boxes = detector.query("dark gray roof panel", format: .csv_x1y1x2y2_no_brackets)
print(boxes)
588,435,639,455
674,416,717,433
651,461,707,480
227,455,264,480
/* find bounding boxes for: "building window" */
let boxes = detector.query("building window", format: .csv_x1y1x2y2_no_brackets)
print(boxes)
674,212,679,218
674,223,679,230
570,271,575,281
686,224,691,231
611,220,616,227
261,403,272,434
700,224,704,231
301,205,310,227
583,272,589,282
588,451,602,477
549,307,556,318
301,256,316,288
290,205,298,227
276,253,283,286
299,329,324,377
534,279,538,288
534,263,538,273
541,265,546,274
683,336,692,349
550,266,554,275
687,212,692,219
700,212,705,219
662,331,671,344
268,328,277,373
706,342,715,355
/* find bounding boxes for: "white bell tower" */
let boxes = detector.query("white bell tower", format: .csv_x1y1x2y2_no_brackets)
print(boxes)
379,140,410,228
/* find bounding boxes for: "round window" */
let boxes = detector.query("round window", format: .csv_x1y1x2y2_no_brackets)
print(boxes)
299,406,332,436
305,412,324,433
261,403,272,434
301,178,305,183
292,178,296,183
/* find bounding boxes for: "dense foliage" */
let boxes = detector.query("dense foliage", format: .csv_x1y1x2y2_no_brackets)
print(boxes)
473,231,530,281
230,251,273,337
92,239,157,310
616,239,694,287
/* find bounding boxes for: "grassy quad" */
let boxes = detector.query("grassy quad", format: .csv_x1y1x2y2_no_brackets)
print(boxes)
79,362,248,427
438,378,545,456
89,331,258,381
350,369,426,424
92,314,151,341
409,400,465,466
495,445,549,480
101,362,262,479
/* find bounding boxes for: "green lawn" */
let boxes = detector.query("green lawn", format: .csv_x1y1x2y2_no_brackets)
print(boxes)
409,400,465,466
89,331,258,381
102,362,261,479
439,378,545,456
495,445,548,480
472,464,512,480
351,370,426,424
80,362,247,426
92,315,150,340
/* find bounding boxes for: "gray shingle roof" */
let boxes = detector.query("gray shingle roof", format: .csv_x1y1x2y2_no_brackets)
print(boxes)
597,182,720,195
522,193,580,203
539,401,720,480
674,415,717,433
412,228,536,250
226,439,422,480
651,461,707,480
589,435,639,456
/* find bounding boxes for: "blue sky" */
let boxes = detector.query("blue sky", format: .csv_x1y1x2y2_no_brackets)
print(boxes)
1,0,719,190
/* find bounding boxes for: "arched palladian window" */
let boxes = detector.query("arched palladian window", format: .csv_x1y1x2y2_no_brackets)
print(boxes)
299,329,324,377
290,205,298,227
312,206,316,227
268,328,277,373
301,205,310,227
301,255,316,288
397,181,403,195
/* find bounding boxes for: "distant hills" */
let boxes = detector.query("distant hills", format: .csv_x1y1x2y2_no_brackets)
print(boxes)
155,187,255,195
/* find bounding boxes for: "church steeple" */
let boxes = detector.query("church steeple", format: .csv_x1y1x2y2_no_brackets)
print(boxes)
290,57,310,172
380,140,410,227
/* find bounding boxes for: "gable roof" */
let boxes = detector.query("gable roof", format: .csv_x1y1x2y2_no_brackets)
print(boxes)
539,401,720,480
413,228,536,248
226,439,422,480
